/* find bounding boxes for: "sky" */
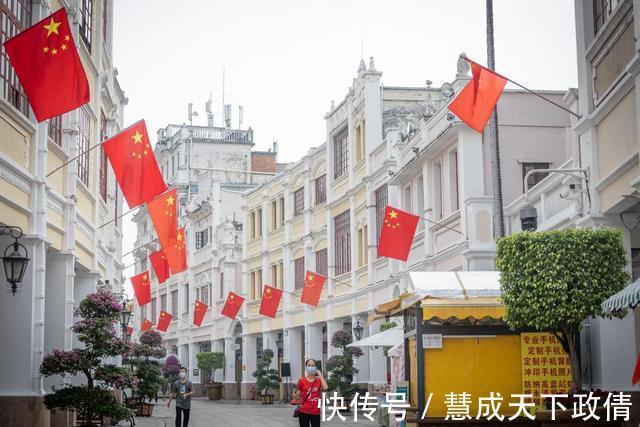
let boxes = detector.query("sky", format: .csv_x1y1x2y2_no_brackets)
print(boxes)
113,0,578,282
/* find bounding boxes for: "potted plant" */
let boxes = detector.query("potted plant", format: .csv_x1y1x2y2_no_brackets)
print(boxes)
196,352,224,400
252,349,281,404
326,330,363,407
40,290,134,426
126,330,165,416
497,229,628,422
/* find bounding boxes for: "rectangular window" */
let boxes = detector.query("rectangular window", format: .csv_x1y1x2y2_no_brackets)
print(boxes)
403,185,412,213
294,257,305,290
48,115,63,146
171,290,178,315
593,0,617,35
161,293,167,312
355,120,365,162
315,248,327,278
315,174,326,205
434,162,443,220
102,0,108,40
250,271,256,300
294,187,304,216
333,129,348,179
183,284,189,314
77,108,90,187
80,0,93,51
271,264,278,289
279,196,285,225
99,112,108,202
200,284,209,305
250,211,256,239
358,225,368,268
271,200,277,230
195,228,210,249
256,269,262,301
334,210,351,275
522,162,550,192
257,208,263,236
375,185,388,245
0,1,32,116
450,150,459,211
151,298,157,322
219,272,224,300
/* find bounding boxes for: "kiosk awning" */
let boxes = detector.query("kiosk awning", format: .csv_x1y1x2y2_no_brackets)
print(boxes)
602,278,640,313
346,327,403,348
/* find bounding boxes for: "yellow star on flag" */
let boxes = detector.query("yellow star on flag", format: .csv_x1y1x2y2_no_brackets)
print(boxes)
389,210,398,219
177,233,183,241
43,46,49,53
51,48,58,55
61,44,67,51
131,131,143,144
166,195,175,206
64,35,70,41
43,18,61,37
143,273,148,281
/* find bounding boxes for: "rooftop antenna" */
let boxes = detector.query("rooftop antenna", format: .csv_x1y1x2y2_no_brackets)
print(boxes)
206,93,214,127
222,67,231,128
188,102,198,126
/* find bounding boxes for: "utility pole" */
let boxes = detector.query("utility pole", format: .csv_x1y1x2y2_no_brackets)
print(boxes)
486,0,505,238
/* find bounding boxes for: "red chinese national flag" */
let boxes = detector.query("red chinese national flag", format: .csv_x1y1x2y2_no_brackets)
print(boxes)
102,120,167,209
447,60,507,133
3,9,89,122
149,250,170,284
193,299,208,327
301,271,325,307
221,291,244,320
164,228,187,274
130,271,151,306
259,285,283,319
377,206,419,261
632,353,640,385
141,319,153,332
157,311,173,332
147,189,178,249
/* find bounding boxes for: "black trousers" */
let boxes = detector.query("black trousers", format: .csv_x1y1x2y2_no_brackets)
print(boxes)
298,412,321,427
175,407,190,427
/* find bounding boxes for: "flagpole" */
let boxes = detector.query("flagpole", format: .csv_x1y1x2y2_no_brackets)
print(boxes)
419,216,463,235
46,140,104,178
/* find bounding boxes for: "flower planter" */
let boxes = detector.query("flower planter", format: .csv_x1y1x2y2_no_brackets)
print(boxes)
261,394,274,405
206,383,223,400
135,402,155,417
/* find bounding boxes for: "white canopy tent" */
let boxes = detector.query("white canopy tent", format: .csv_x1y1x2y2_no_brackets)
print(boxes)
408,271,502,299
346,327,403,348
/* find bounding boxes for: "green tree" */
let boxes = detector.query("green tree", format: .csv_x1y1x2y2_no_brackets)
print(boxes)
252,349,281,395
497,228,628,391
126,330,165,403
326,330,363,399
196,351,224,383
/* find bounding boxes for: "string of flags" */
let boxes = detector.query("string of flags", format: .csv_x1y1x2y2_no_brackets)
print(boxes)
4,8,528,336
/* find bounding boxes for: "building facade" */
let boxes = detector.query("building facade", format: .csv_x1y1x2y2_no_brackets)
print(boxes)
505,0,640,393
0,1,126,425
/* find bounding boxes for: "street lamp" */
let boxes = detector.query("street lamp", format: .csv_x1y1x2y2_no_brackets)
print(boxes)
353,317,364,341
519,204,538,232
276,333,283,353
1,226,29,296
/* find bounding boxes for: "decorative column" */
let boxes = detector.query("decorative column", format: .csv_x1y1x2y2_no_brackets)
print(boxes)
241,334,257,399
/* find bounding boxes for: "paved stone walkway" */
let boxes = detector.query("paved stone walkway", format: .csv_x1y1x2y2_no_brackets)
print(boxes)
130,398,378,426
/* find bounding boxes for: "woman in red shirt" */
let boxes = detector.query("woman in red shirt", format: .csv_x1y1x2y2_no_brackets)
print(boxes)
297,359,328,427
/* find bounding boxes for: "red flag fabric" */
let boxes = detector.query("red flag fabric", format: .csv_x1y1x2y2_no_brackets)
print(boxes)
126,326,134,335
102,120,167,208
193,299,208,327
259,285,283,319
221,291,244,320
149,249,171,284
632,353,640,385
147,189,178,249
377,206,419,261
131,271,151,306
301,271,325,307
157,310,173,332
3,8,89,121
141,319,153,332
447,60,507,133
164,228,187,274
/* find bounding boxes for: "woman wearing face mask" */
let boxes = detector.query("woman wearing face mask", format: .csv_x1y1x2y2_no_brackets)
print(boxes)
296,359,328,427
167,367,194,427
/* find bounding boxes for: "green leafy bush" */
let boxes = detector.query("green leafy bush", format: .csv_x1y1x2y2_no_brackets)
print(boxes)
252,349,281,396
326,330,363,399
497,228,628,391
196,352,224,383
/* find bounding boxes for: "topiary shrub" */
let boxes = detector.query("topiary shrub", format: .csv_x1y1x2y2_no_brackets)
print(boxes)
497,228,628,392
326,330,363,400
196,351,224,384
252,348,281,396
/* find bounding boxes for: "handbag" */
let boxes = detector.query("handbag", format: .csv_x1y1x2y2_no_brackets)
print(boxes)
293,378,318,418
